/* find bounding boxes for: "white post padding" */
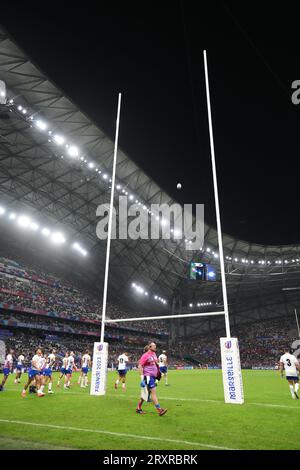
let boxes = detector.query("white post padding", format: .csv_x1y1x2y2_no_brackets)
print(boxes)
220,338,244,404
90,342,109,396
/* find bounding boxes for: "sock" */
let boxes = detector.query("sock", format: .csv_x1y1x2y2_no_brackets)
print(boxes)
116,379,119,385
84,376,88,386
289,384,295,397
40,385,44,392
295,383,299,393
155,403,162,411
137,399,143,409
122,383,126,389
48,382,52,391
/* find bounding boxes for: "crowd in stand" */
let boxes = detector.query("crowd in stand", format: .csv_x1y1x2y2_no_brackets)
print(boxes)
0,256,168,335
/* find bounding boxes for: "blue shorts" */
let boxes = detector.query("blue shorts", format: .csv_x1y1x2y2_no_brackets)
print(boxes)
286,376,299,382
65,368,72,375
82,367,89,374
28,369,40,379
118,369,127,376
144,375,157,389
60,367,66,374
3,368,10,376
43,368,52,377
16,365,23,371
159,366,168,374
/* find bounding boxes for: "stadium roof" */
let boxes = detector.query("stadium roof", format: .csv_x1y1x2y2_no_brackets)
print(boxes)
0,25,299,332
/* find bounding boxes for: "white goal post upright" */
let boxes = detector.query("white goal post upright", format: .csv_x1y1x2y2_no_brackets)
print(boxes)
90,93,122,396
203,50,244,404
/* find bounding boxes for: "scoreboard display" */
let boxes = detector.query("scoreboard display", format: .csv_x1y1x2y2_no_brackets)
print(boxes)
189,262,216,281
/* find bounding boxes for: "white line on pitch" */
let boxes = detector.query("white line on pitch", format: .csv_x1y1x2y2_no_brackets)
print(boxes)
0,419,235,450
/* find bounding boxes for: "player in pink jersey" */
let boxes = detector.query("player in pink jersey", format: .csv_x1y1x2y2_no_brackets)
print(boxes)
136,342,167,416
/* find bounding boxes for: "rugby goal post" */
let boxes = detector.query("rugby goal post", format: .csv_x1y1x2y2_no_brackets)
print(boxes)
91,54,244,404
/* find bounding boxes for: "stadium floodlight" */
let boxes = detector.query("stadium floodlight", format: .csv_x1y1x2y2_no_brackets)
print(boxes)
0,80,6,104
88,162,95,169
36,120,48,131
189,303,193,307
116,185,121,190
67,146,79,158
129,195,134,201
132,283,136,287
51,232,66,244
22,109,27,114
0,207,5,215
18,105,23,111
206,247,211,252
41,227,51,237
17,216,31,228
53,134,65,145
72,242,88,256
103,174,108,179
30,222,39,231
9,213,16,220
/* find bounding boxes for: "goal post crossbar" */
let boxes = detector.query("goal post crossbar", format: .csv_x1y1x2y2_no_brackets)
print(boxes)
105,311,225,323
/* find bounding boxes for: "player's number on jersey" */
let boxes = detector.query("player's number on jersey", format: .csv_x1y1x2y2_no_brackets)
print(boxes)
119,358,124,363
286,359,292,367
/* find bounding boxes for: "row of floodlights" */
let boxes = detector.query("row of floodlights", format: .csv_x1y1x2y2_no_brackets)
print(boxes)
131,283,167,305
225,255,300,265
0,205,87,256
189,302,215,308
11,100,214,245
10,100,159,216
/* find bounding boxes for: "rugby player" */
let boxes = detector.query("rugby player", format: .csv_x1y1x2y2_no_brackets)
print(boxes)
64,351,76,389
78,350,91,388
280,347,300,399
136,342,167,416
115,352,129,391
158,350,169,386
0,349,14,391
57,351,69,387
21,348,45,397
14,353,25,384
43,348,56,394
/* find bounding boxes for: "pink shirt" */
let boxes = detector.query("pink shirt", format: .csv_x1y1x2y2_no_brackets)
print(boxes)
139,351,158,377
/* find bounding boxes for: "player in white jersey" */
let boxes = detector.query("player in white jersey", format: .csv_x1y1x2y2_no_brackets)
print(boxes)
57,351,69,387
14,353,25,384
0,349,14,391
158,350,169,386
21,348,45,397
280,348,300,399
64,351,76,389
115,352,129,391
78,350,91,388
42,348,56,394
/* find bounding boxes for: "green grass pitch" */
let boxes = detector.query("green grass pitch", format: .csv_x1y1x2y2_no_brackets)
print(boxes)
0,369,299,450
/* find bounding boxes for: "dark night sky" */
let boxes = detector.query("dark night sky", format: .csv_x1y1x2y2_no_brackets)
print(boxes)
1,2,300,245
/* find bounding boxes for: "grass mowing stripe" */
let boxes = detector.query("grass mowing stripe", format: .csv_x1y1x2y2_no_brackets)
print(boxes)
0,418,236,450
7,388,299,410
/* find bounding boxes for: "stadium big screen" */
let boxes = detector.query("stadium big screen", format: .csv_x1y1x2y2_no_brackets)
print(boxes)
189,261,216,281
